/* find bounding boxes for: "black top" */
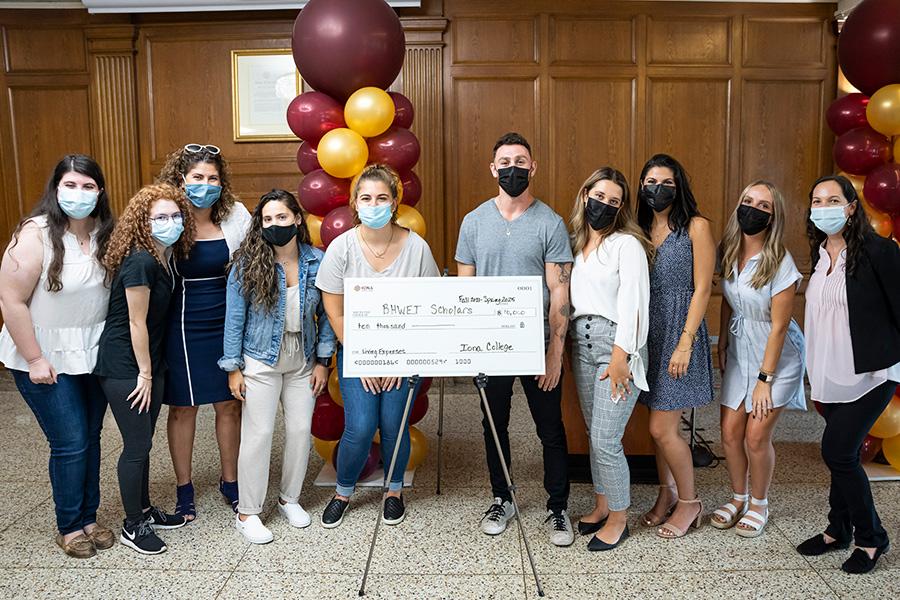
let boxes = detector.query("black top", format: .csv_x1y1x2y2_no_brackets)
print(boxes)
94,249,173,378
843,233,900,374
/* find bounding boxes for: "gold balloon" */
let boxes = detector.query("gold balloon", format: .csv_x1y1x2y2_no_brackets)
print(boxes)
870,395,900,439
396,204,426,237
895,137,900,164
869,207,894,238
838,171,866,202
328,368,342,407
883,433,900,472
373,429,381,444
317,128,369,179
866,84,900,137
313,437,338,462
306,213,323,247
345,87,395,138
407,425,429,469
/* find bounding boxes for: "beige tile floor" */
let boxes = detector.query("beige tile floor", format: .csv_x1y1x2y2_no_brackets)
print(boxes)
0,371,898,599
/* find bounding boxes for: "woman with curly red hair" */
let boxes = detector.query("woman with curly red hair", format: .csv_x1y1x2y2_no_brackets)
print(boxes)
156,144,250,519
94,183,195,555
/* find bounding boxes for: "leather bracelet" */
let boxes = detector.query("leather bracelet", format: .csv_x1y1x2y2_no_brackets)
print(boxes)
137,373,152,381
26,355,44,365
682,328,696,343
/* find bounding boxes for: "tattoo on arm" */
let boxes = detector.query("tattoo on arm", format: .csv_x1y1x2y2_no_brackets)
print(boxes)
559,302,571,318
555,263,571,285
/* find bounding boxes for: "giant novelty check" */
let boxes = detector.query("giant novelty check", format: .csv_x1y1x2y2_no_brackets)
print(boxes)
342,276,546,377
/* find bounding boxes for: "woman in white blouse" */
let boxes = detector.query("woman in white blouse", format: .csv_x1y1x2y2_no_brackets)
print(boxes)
567,167,652,551
712,181,805,538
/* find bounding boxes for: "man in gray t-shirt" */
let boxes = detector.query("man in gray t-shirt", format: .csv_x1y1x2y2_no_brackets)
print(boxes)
455,132,574,548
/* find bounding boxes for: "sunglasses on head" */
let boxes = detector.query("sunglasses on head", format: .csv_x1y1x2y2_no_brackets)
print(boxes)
183,144,220,155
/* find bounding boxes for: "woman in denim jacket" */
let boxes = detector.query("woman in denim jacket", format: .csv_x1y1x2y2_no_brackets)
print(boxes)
218,189,336,544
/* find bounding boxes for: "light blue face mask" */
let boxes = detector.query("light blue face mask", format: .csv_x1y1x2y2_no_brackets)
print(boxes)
357,203,393,229
184,182,222,209
151,219,184,247
57,187,98,219
810,205,850,235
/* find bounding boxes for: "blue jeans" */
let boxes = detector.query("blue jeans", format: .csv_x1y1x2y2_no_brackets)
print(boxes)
335,349,420,496
12,370,106,535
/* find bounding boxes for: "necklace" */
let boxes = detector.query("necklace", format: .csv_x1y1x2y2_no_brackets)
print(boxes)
360,226,394,259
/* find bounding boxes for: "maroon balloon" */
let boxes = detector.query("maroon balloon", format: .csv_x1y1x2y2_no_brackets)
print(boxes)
838,0,900,96
814,401,824,417
419,377,433,396
368,127,421,173
333,441,381,480
321,205,355,248
296,142,321,175
292,0,405,102
409,393,429,425
389,92,415,129
832,127,892,176
826,93,870,136
860,434,883,463
400,171,422,207
298,170,350,217
864,163,900,215
286,92,345,144
311,394,344,441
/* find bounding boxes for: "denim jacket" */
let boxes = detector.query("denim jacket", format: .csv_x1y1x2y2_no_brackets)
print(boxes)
218,243,336,371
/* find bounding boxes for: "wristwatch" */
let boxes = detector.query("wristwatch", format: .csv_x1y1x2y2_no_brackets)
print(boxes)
758,370,774,384
316,356,332,367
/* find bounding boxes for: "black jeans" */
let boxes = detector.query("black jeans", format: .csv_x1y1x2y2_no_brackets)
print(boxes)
821,380,894,549
480,375,569,512
99,376,164,524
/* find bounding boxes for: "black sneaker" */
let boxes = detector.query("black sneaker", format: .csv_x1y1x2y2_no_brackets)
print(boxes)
321,496,349,529
145,506,187,530
382,495,405,525
120,518,166,555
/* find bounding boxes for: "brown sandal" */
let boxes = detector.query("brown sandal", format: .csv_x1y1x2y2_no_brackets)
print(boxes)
85,524,115,550
55,533,96,558
657,496,703,539
641,485,677,527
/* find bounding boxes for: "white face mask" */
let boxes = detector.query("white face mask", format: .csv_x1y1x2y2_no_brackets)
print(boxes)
57,187,99,220
810,205,850,236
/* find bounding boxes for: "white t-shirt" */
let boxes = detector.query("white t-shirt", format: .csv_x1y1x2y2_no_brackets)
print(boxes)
570,231,651,391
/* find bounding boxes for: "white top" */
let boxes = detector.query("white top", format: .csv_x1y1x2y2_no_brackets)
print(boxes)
805,245,900,403
221,202,251,257
284,284,302,333
570,232,650,391
0,215,109,374
720,252,806,412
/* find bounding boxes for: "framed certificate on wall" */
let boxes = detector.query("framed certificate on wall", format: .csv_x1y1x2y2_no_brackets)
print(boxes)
231,49,302,142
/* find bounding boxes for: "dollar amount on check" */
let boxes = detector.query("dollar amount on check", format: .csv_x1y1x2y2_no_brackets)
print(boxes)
342,276,546,377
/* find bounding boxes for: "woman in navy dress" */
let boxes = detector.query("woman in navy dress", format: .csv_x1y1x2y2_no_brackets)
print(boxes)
157,144,251,520
636,154,715,539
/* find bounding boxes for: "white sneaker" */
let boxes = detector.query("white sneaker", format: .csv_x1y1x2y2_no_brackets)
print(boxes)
481,497,516,535
279,501,311,528
547,509,574,547
234,514,273,544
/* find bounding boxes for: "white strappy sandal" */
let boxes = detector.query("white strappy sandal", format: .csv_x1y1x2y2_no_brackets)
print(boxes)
711,492,749,530
735,496,768,538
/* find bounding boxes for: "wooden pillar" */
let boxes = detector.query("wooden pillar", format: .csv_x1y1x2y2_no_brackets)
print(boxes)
400,18,448,269
86,25,141,215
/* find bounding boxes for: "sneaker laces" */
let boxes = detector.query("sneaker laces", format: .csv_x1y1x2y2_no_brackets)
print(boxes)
135,519,154,538
483,502,507,523
545,511,567,531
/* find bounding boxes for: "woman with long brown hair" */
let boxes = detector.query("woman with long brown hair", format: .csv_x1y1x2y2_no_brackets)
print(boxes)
94,183,195,554
0,155,114,558
711,181,805,538
568,166,653,551
221,189,335,545
156,144,250,519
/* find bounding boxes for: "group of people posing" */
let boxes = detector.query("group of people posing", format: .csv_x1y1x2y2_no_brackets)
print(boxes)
0,131,896,576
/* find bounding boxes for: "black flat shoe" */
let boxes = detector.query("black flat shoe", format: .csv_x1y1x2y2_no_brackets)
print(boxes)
382,495,406,525
577,516,609,536
321,496,349,529
796,533,851,556
587,525,629,551
841,543,890,574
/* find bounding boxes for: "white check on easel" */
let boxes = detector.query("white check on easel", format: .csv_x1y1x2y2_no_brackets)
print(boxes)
342,276,546,377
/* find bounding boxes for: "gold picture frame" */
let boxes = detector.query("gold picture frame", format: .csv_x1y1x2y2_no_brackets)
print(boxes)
231,49,303,142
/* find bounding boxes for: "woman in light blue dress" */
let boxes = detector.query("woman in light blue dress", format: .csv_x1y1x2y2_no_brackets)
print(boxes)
712,180,806,538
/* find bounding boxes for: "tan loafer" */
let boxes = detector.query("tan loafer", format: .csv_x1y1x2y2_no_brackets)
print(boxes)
55,533,96,558
86,524,115,550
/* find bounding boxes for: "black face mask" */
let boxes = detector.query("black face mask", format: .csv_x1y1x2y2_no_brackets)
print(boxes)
261,223,297,247
641,184,677,212
736,205,771,235
585,197,619,231
497,166,531,198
